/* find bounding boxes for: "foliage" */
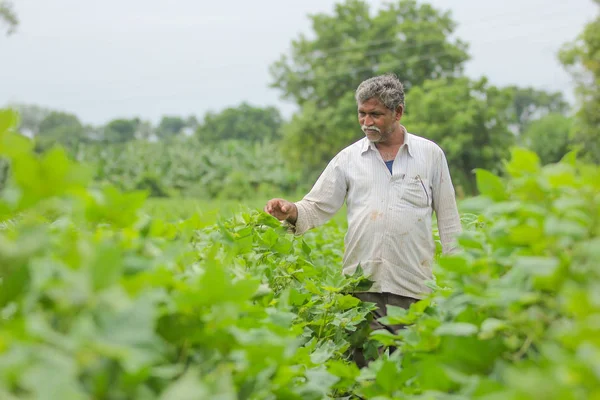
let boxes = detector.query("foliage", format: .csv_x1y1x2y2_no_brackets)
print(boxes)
280,92,362,182
5,103,52,137
271,0,469,178
270,0,468,107
559,0,600,163
196,102,283,143
0,0,17,35
356,148,600,399
521,113,574,165
402,77,514,195
503,86,570,135
77,137,303,199
0,108,375,399
156,116,187,140
2,104,600,398
103,118,139,143
34,111,87,154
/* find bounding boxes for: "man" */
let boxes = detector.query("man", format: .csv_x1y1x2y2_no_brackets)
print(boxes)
264,73,462,365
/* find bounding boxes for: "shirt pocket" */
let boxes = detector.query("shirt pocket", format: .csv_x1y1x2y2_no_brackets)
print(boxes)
402,175,431,209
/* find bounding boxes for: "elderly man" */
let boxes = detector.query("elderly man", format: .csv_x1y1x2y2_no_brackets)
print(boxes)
264,73,462,365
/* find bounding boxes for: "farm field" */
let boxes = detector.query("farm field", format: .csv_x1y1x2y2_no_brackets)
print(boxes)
1,109,599,399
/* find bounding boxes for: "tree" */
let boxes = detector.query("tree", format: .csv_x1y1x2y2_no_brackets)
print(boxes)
0,0,17,35
401,77,514,194
521,113,574,165
502,86,570,136
559,0,600,162
156,116,187,140
134,120,155,141
270,0,469,178
8,103,53,137
196,102,283,142
35,111,86,153
103,118,139,143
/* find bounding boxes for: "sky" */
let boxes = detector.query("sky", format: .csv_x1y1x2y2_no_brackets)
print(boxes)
0,0,597,126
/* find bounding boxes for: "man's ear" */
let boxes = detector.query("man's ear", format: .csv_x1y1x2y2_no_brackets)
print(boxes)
395,105,404,121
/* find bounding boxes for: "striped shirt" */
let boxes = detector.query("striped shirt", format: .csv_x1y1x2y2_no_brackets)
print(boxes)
290,130,462,299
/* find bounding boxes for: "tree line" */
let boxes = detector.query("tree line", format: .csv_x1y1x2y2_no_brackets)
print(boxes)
3,0,599,198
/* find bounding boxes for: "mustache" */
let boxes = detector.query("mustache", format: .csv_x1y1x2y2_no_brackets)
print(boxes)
362,125,381,133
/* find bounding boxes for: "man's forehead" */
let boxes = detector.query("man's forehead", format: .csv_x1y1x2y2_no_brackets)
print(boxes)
358,97,386,110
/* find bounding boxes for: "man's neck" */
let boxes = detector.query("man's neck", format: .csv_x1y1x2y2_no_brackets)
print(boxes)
375,125,406,161
375,125,405,150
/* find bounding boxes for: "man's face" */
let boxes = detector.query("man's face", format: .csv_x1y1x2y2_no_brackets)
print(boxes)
358,97,401,143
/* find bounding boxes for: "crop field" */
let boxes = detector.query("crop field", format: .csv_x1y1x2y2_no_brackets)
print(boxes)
1,108,599,399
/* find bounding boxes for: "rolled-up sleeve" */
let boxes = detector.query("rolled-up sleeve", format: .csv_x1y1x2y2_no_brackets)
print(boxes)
431,149,462,253
291,153,348,235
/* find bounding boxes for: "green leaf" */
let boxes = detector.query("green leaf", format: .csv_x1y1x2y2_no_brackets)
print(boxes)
310,340,337,364
475,169,506,201
505,147,541,177
89,244,123,292
375,360,400,393
435,323,478,336
459,195,494,213
297,367,339,398
514,256,560,277
336,294,361,310
544,216,588,239
369,329,400,346
0,109,20,140
301,239,312,256
479,318,509,340
0,262,29,307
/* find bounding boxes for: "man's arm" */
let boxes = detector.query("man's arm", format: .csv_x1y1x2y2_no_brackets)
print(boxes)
431,149,462,253
266,153,347,235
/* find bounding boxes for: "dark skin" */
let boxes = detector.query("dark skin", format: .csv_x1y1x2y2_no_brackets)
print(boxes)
264,97,405,224
359,97,405,160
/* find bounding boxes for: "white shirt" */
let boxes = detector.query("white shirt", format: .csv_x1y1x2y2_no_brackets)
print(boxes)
290,131,462,299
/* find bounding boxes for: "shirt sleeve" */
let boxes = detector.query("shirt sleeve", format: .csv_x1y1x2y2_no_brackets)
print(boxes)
289,153,348,235
431,148,462,253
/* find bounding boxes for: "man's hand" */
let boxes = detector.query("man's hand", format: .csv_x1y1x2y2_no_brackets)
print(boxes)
264,198,298,224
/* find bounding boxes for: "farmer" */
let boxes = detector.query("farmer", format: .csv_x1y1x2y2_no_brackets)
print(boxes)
264,73,462,366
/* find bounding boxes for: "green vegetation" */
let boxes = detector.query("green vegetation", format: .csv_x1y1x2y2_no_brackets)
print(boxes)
559,0,600,163
2,100,600,398
0,0,17,35
76,138,303,200
1,0,599,397
8,0,592,199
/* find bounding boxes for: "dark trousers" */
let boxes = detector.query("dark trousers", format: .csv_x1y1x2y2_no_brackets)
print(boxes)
351,292,418,368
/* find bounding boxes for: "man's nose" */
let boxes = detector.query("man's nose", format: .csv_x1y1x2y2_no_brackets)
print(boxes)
364,115,373,126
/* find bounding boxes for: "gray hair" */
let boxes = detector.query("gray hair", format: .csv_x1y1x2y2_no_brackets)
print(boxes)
355,73,405,110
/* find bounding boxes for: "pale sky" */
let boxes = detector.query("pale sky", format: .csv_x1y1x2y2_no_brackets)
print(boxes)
1,0,596,125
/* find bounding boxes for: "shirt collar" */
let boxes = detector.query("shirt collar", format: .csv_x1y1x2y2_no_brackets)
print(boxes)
360,126,414,158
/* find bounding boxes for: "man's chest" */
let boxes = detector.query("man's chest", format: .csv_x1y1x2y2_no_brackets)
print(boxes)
346,156,433,211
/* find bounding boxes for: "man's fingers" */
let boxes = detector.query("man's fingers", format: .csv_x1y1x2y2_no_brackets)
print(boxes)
264,199,292,219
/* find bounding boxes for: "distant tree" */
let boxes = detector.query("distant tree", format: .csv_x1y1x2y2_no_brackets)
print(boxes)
186,115,199,130
196,102,283,142
36,111,86,153
103,118,139,143
503,86,570,136
270,0,470,178
135,120,155,141
521,113,574,165
156,116,187,140
0,0,17,35
8,103,53,137
402,77,514,194
559,0,600,163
